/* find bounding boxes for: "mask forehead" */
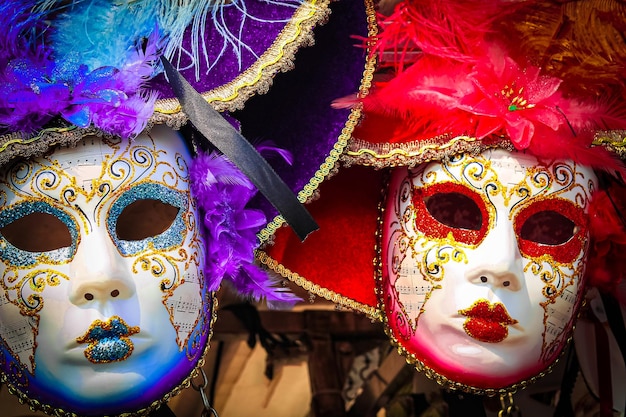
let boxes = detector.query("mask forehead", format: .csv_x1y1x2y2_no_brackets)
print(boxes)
380,148,597,392
0,126,214,416
417,149,595,209
6,129,191,209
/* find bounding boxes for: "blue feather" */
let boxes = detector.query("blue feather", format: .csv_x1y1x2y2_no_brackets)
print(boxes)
49,0,161,70
45,0,228,72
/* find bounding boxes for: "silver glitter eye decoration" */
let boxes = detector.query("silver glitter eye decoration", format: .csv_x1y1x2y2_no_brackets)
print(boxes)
0,201,78,266
107,182,187,256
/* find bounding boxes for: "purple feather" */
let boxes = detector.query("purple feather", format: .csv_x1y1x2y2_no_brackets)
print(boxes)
255,140,294,165
0,3,161,137
190,151,300,308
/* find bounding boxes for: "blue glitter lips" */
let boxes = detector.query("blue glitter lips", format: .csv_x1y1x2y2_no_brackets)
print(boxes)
76,316,140,363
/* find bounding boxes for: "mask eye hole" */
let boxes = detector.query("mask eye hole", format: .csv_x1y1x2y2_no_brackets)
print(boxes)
1,212,72,252
424,192,483,231
519,210,576,245
413,182,489,246
515,198,587,264
116,199,179,241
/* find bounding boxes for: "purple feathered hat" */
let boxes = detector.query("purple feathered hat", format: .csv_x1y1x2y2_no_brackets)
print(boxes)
0,1,374,415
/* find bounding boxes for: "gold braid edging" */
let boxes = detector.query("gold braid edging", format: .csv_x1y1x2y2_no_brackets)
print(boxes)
342,136,515,168
257,250,382,320
151,0,331,122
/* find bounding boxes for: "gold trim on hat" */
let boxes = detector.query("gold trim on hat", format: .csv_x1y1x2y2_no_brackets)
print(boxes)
256,250,382,320
257,0,378,244
151,0,331,128
343,131,626,168
593,130,626,158
342,135,515,168
0,126,98,168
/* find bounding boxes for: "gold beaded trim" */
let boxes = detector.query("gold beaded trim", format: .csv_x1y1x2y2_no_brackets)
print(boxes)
151,0,331,126
342,135,515,168
257,0,378,244
345,130,626,168
0,295,219,417
593,130,626,158
0,126,88,168
256,250,381,319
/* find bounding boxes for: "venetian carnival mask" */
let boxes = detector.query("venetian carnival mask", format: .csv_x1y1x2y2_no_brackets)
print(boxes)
0,126,214,416
381,148,597,391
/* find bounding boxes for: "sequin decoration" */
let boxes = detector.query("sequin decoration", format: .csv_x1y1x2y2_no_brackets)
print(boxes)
107,182,187,256
459,299,518,343
76,316,140,364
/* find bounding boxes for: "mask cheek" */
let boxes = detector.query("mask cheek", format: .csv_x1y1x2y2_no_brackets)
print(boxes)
0,288,38,374
527,252,588,364
159,242,207,352
0,263,72,389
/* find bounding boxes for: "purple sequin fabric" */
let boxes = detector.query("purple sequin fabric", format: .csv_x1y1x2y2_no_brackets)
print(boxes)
151,0,305,98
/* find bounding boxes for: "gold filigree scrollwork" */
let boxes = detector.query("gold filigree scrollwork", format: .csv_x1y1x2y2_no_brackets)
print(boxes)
133,250,185,292
2,269,69,315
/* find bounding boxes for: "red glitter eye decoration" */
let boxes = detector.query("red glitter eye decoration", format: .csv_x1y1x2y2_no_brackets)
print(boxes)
413,182,489,245
515,198,587,264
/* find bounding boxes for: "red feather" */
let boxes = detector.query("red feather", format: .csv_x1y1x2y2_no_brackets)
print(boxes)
587,188,626,294
373,0,523,70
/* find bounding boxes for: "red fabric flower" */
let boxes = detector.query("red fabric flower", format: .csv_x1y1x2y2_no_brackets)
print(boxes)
459,52,566,149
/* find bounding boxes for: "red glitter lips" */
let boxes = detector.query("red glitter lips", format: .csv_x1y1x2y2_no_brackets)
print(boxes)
459,300,518,343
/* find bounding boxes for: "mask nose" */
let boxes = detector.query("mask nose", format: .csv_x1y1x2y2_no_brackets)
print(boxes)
69,230,135,306
464,219,524,292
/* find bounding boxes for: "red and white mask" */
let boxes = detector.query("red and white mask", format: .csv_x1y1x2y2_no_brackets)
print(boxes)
381,149,596,391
